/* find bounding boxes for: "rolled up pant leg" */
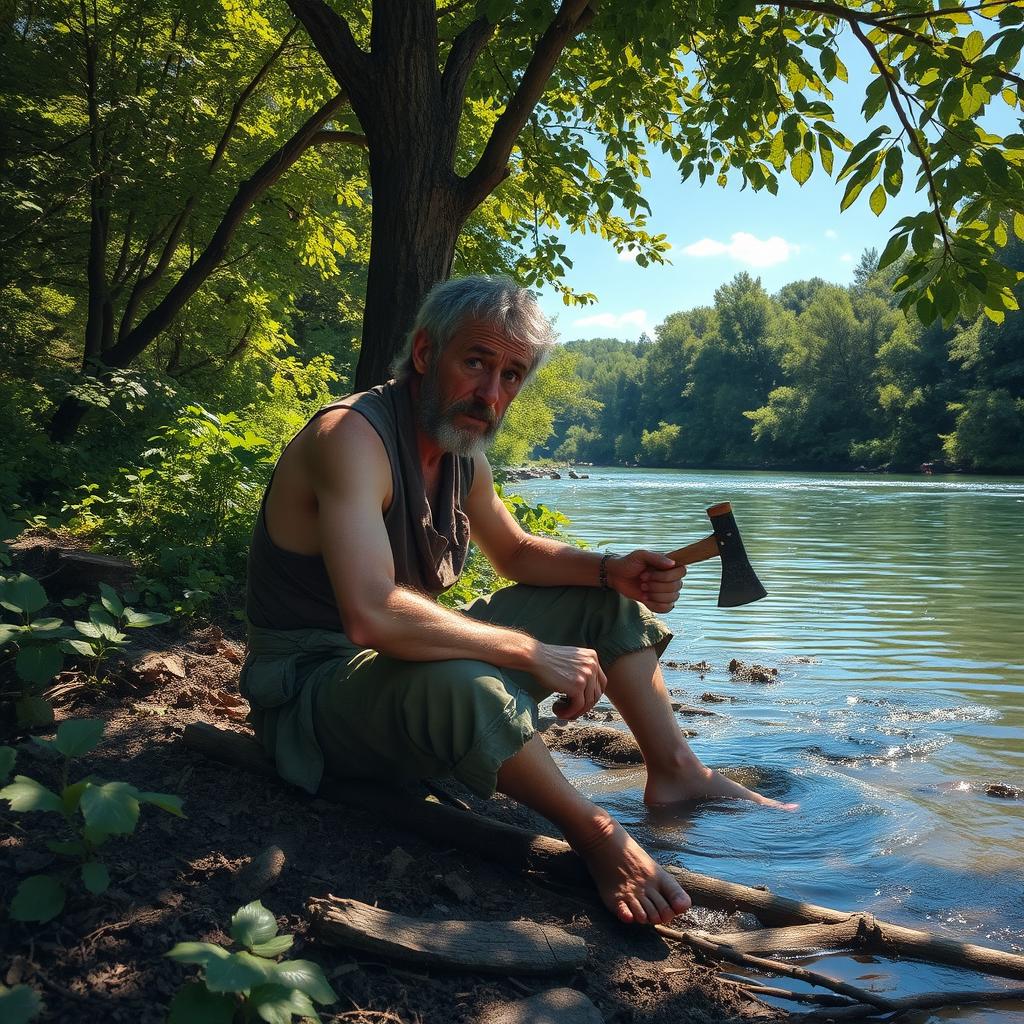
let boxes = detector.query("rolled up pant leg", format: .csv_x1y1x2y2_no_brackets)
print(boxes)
312,650,536,798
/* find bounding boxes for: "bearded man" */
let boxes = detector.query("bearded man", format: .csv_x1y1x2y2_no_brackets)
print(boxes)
242,275,792,927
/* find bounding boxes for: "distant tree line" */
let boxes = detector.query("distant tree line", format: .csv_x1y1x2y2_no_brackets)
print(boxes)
537,245,1024,474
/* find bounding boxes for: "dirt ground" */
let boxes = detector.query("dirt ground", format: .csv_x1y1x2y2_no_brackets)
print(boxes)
1,598,785,1024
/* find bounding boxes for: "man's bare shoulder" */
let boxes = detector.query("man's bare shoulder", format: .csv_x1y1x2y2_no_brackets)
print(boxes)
300,396,390,494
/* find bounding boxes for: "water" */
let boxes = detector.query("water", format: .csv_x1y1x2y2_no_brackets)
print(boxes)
513,468,1024,1019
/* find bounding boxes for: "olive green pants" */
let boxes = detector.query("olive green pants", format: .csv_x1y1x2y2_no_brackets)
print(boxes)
311,584,672,798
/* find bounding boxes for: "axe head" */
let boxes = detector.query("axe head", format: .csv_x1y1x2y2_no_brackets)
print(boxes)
707,502,767,607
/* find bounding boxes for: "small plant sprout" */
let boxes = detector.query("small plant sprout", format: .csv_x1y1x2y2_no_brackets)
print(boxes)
65,582,170,679
0,980,42,1023
0,718,183,923
166,900,338,1023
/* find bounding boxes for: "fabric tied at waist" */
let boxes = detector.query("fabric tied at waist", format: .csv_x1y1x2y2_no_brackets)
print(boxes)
240,623,361,794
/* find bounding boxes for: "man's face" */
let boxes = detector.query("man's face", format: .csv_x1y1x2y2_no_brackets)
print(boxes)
417,320,532,456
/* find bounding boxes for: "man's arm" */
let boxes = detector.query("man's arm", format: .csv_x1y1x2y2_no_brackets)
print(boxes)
465,455,687,614
308,412,605,718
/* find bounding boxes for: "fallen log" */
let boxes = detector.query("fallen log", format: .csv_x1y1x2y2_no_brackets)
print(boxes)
708,919,864,954
182,722,1024,986
306,895,587,974
800,985,1024,1022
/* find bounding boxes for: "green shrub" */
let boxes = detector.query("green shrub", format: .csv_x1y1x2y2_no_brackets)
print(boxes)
0,719,183,922
166,900,338,1023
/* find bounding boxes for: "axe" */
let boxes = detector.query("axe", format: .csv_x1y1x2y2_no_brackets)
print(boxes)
666,502,767,607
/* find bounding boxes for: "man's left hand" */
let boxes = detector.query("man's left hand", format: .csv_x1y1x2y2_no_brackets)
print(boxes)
606,551,686,613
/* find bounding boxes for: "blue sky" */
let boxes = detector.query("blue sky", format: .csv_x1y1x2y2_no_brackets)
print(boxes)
535,36,1017,343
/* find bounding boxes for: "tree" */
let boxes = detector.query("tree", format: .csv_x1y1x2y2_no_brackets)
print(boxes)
282,0,1024,390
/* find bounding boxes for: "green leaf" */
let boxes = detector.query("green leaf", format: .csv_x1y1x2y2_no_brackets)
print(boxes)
231,900,279,948
81,860,110,894
981,147,1010,187
28,618,64,633
911,222,935,255
15,644,63,685
82,824,111,847
1015,211,1024,241
269,960,337,1004
98,583,124,617
869,184,887,216
250,935,294,959
1,775,64,813
250,983,319,1024
74,620,103,639
0,745,15,781
53,718,105,758
790,150,813,185
166,942,231,968
80,781,140,834
840,175,867,212
0,622,24,645
15,695,54,729
47,838,86,857
963,29,984,61
877,231,909,270
122,609,171,628
205,950,274,994
0,574,48,615
167,981,236,1024
883,148,903,196
65,639,98,657
0,982,44,1024
10,874,66,923
818,134,834,175
136,790,185,816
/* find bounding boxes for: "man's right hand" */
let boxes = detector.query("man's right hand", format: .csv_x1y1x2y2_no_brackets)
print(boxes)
530,642,607,720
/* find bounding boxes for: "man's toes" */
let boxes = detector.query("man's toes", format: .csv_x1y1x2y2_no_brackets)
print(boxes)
638,894,660,924
615,899,635,924
645,888,672,923
624,895,648,924
670,888,692,914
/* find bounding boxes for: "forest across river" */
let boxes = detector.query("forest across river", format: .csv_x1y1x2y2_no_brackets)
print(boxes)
515,467,1024,1021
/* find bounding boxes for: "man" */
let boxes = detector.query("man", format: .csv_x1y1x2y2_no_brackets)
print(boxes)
242,275,793,928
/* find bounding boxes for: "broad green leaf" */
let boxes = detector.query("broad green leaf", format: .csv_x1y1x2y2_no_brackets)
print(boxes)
0,623,24,645
818,135,834,175
53,718,105,758
250,983,319,1023
0,981,43,1024
883,148,903,196
790,150,812,185
250,935,294,959
15,695,54,729
98,583,124,617
839,176,867,212
1,775,64,813
74,620,103,639
0,574,47,615
231,900,279,948
963,29,984,61
204,950,274,994
166,942,231,968
136,790,185,816
167,981,236,1024
82,824,111,846
82,860,110,894
269,960,337,1004
80,781,140,834
984,305,1006,324
869,184,887,216
122,609,171,628
0,745,15,781
877,232,909,270
65,639,98,657
27,617,63,633
10,874,65,922
1015,211,1024,240
15,644,62,685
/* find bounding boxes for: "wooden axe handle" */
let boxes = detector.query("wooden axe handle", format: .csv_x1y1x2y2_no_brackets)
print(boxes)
665,534,719,566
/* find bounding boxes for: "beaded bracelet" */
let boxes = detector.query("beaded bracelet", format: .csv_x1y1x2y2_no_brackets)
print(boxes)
598,552,612,590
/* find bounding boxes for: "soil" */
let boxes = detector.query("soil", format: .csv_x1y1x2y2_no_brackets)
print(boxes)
1,624,782,1024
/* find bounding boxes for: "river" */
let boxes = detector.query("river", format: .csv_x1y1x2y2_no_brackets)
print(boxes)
511,467,1024,1020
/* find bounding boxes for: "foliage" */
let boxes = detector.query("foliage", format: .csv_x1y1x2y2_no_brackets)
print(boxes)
0,574,169,728
0,719,183,923
165,899,337,1024
0,982,42,1024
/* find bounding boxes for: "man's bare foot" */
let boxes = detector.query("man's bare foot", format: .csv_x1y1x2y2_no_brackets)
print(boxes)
565,812,692,925
644,763,799,811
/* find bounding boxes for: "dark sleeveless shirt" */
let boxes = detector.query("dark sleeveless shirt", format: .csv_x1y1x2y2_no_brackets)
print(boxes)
245,379,475,632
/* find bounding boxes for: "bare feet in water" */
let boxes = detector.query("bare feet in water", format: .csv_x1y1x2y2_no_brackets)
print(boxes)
644,761,799,811
566,812,692,925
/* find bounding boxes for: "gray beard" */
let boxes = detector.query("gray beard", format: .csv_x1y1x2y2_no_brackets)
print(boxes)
417,365,501,457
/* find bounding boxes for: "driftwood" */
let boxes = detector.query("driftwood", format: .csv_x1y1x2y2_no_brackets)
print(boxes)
306,895,587,974
718,976,852,1007
656,925,897,1011
800,986,1024,1022
182,721,1024,1009
708,919,864,954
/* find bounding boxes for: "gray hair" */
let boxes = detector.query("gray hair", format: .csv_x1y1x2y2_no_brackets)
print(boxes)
390,275,556,382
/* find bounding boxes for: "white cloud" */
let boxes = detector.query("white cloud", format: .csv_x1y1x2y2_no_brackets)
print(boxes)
839,252,854,263
573,309,652,334
824,228,839,240
617,248,639,262
682,231,799,268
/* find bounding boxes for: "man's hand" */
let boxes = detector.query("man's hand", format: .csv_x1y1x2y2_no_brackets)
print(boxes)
530,642,607,721
607,550,687,613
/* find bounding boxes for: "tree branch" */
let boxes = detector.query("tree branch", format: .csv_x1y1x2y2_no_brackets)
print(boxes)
461,0,595,212
873,2,1007,24
284,0,373,108
847,17,952,257
441,15,495,126
310,129,369,149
